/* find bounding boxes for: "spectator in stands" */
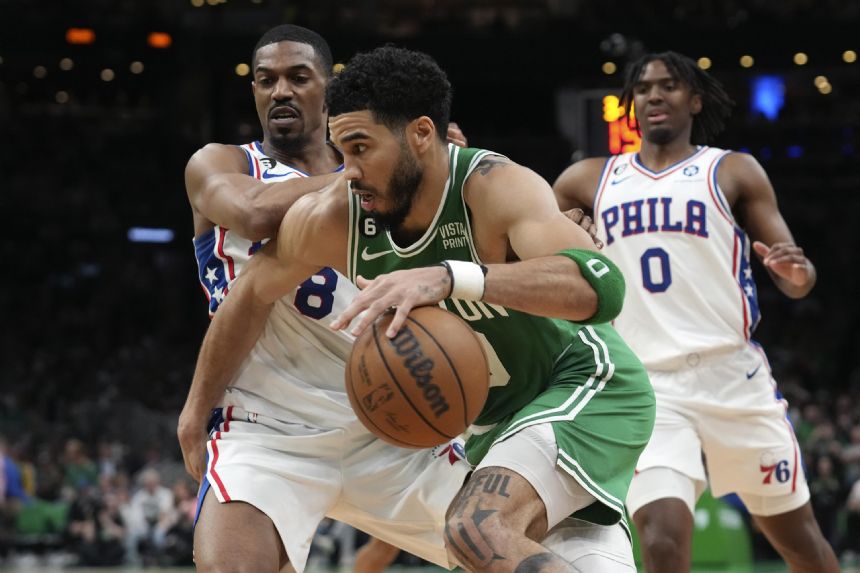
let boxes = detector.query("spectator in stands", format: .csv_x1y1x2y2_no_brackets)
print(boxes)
808,421,843,460
65,484,125,566
125,467,174,566
809,455,843,547
95,439,124,481
161,479,196,566
62,439,98,492
0,435,29,559
841,424,860,485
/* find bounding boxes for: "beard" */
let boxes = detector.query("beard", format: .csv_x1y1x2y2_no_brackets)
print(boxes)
371,143,423,231
644,125,675,145
268,127,310,155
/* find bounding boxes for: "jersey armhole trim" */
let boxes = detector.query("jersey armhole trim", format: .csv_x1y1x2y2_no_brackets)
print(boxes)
593,155,619,220
707,150,735,224
239,145,259,179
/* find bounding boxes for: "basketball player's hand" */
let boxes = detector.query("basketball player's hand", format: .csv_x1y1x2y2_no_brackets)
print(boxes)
330,267,451,338
753,241,813,286
446,122,468,148
563,208,603,249
177,412,209,483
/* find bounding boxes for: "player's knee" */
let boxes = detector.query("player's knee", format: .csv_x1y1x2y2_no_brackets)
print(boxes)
638,533,687,567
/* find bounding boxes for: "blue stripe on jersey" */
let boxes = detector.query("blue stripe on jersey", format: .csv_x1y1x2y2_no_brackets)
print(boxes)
192,405,226,527
710,153,733,217
193,458,211,527
193,229,230,315
735,229,761,333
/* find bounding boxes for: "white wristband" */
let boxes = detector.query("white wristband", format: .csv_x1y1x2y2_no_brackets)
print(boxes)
444,260,486,301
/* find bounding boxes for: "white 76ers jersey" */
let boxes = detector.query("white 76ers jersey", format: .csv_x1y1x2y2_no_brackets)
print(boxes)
193,141,360,426
594,147,761,370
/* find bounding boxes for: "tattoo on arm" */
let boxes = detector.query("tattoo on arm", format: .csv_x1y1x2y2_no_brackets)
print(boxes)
446,497,501,568
474,157,511,176
444,471,515,567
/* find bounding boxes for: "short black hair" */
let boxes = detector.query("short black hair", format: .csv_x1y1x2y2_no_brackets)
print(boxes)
252,24,333,76
621,51,734,144
326,46,452,140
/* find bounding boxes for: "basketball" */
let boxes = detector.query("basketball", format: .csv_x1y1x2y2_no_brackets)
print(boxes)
345,305,490,448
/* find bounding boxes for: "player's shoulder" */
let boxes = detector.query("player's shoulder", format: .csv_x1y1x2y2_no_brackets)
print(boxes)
463,150,519,184
186,142,248,174
712,148,774,203
286,177,348,226
552,157,609,208
717,149,761,169
714,149,770,183
465,152,547,200
554,157,608,186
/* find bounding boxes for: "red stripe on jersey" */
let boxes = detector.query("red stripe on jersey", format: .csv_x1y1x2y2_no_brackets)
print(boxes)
207,440,231,502
224,406,233,432
788,421,799,493
216,227,236,281
251,154,262,181
245,144,259,178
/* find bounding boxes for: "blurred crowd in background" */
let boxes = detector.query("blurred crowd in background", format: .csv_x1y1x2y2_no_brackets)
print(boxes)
1,111,859,569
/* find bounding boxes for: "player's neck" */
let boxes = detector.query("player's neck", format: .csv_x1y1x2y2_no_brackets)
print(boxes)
637,139,699,172
394,142,450,243
261,137,341,175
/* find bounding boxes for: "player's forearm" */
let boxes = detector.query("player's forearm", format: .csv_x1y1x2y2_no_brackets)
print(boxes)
201,172,341,241
181,281,273,421
481,252,621,323
245,172,341,239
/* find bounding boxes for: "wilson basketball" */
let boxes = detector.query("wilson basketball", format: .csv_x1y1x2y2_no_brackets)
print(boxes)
345,306,489,448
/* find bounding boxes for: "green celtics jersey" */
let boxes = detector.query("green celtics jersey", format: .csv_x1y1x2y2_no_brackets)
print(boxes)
347,144,655,530
347,145,594,427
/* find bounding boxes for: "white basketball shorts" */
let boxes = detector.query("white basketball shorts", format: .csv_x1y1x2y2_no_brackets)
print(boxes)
626,343,809,517
196,401,470,573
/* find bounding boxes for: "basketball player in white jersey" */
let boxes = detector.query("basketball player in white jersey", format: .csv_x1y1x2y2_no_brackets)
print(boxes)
553,51,839,573
179,25,474,573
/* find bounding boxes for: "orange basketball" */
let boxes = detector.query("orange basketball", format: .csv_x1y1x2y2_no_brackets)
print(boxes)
345,305,489,448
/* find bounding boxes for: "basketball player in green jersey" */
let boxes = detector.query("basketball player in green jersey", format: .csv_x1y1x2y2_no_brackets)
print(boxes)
190,46,654,572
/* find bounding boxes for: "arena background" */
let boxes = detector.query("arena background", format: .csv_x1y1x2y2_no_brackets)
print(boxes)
1,0,859,571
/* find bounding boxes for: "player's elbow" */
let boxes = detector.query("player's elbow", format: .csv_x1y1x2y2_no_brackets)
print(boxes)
241,213,275,242
579,276,624,324
552,183,573,211
241,201,283,241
